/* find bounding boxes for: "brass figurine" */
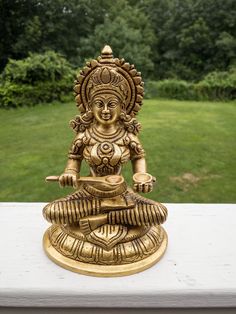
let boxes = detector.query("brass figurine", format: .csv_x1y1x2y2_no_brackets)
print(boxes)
43,46,168,276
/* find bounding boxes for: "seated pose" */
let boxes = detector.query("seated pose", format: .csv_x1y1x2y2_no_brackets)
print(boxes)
43,46,168,274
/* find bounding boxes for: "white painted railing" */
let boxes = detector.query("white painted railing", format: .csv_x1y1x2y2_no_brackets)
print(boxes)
0,203,235,314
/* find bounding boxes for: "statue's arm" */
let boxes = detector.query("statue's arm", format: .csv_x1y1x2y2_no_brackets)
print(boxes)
129,134,155,193
132,157,147,173
59,133,84,188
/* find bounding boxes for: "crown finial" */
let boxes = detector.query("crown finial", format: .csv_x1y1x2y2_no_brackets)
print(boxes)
101,45,113,59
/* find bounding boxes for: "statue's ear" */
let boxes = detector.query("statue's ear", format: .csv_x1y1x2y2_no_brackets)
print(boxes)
119,109,126,119
121,101,126,111
87,100,92,110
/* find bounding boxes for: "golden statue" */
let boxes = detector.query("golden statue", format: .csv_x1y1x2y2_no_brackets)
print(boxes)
43,46,168,276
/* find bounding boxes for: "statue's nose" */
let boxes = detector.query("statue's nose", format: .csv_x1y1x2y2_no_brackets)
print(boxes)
102,103,109,113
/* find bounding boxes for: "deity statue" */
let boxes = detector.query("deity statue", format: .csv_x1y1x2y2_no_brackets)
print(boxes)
43,46,168,276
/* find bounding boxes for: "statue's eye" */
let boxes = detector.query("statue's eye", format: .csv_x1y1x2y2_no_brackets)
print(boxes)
108,101,117,108
94,101,103,108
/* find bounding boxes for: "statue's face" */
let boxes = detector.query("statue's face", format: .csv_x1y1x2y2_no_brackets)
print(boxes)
92,94,122,125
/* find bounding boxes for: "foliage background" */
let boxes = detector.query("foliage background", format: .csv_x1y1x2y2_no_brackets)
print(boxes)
0,51,74,107
0,0,235,80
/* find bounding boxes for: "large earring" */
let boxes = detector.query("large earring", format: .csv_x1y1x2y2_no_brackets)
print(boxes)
119,110,141,135
70,110,94,133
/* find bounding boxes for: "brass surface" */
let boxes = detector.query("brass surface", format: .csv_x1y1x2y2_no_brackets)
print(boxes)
42,46,168,276
43,227,168,277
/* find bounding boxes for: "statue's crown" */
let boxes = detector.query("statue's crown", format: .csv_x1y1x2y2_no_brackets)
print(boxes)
74,45,144,116
87,66,128,101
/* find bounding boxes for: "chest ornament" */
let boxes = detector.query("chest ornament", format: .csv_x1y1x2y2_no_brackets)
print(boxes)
91,141,122,167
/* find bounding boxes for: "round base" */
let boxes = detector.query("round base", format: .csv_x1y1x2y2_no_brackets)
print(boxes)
43,227,168,277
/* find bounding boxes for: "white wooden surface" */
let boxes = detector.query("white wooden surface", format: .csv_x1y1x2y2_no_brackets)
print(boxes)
0,203,236,310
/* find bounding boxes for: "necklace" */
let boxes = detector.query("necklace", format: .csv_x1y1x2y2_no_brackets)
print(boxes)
90,125,126,142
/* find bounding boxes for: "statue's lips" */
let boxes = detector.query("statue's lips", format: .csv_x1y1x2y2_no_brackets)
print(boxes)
101,114,111,120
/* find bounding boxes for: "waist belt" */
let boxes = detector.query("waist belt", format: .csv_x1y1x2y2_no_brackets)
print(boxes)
83,182,127,198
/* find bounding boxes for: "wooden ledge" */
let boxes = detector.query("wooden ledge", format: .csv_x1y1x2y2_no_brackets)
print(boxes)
0,203,236,310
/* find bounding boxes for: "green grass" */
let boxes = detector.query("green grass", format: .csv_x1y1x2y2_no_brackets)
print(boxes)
0,99,235,203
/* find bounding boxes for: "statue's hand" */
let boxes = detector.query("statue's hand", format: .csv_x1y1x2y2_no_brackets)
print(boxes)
133,172,156,193
59,170,79,188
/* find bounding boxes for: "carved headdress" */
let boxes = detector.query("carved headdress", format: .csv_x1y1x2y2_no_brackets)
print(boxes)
74,45,144,116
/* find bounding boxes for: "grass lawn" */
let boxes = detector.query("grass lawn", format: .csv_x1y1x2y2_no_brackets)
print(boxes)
0,99,235,203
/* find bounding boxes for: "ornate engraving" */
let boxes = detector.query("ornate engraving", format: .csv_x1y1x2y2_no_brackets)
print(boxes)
43,45,168,276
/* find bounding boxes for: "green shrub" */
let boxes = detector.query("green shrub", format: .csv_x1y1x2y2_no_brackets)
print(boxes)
145,79,197,100
145,69,236,101
0,51,75,108
157,79,195,100
144,81,159,99
194,69,236,101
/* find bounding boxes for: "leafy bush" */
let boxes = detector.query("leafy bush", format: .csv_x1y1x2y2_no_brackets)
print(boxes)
157,80,195,100
0,51,75,108
144,81,159,99
194,69,236,100
145,80,196,100
145,69,236,101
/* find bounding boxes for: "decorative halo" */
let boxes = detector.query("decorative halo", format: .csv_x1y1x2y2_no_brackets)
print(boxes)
74,45,144,116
